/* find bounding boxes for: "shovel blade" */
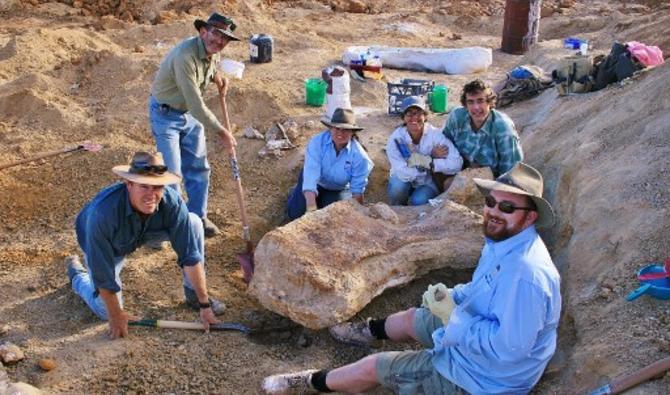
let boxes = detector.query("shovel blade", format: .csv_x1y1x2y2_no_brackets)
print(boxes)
238,252,254,284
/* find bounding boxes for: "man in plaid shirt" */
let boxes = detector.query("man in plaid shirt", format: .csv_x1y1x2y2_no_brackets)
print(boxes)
442,79,523,180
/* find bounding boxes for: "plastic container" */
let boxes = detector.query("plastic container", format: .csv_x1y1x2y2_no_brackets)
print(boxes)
563,37,586,50
305,78,327,106
579,41,588,55
429,85,449,113
325,92,351,119
387,79,434,115
219,59,245,79
249,34,273,63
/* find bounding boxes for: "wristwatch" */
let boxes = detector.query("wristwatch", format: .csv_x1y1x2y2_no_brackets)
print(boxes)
199,301,211,309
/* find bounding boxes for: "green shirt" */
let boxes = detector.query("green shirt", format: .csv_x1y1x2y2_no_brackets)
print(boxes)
442,107,523,177
151,36,223,132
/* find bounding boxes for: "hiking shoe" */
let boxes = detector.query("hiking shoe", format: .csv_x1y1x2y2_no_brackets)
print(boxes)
202,217,221,238
184,287,226,316
261,369,318,395
329,318,377,347
65,255,86,285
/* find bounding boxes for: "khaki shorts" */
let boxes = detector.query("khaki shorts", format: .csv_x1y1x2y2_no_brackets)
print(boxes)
375,308,466,395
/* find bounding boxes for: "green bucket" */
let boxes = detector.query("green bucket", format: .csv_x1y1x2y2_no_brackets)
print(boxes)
430,85,449,113
305,78,327,106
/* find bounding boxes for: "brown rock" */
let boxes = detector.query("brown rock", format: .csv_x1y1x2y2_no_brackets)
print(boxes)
37,358,56,371
249,200,482,329
331,0,368,14
445,167,493,210
0,342,25,364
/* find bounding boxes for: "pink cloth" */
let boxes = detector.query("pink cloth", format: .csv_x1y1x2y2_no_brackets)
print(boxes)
626,41,665,67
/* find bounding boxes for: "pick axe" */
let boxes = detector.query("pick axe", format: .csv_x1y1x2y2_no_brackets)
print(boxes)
0,141,103,171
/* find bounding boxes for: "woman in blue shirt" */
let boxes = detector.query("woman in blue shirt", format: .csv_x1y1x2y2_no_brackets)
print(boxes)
286,108,374,220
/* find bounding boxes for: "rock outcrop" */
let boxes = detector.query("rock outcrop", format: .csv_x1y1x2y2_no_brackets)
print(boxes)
249,199,483,329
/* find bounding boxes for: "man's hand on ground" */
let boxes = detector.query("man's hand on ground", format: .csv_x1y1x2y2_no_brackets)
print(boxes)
107,310,131,339
422,283,456,324
431,144,449,159
199,307,219,333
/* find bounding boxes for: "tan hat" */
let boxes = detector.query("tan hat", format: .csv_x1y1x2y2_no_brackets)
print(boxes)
321,108,364,131
473,162,555,227
112,151,181,186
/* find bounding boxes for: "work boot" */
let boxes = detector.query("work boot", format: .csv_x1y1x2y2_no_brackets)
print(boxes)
184,287,226,316
261,369,319,395
65,255,86,285
329,318,377,347
202,217,220,238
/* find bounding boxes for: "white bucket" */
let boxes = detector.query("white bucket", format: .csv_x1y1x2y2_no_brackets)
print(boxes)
330,70,350,94
219,59,245,79
325,92,351,119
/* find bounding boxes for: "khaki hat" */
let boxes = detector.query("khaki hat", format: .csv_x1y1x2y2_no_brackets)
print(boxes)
112,151,181,186
473,162,555,227
321,108,364,131
194,13,240,41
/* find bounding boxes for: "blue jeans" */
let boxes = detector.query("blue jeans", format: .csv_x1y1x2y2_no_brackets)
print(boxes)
286,172,352,220
149,96,211,219
70,213,204,320
387,174,439,206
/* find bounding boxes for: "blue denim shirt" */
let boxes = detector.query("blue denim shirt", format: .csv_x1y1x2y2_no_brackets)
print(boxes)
302,130,374,195
75,183,203,293
442,107,523,177
431,225,561,394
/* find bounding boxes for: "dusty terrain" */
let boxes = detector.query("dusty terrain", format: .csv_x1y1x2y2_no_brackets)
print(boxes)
1,0,669,393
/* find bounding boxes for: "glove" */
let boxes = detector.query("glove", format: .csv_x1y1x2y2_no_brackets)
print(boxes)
407,153,432,171
422,283,455,323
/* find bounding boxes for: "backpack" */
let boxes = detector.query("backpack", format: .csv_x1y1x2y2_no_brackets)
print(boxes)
592,42,643,91
552,55,594,95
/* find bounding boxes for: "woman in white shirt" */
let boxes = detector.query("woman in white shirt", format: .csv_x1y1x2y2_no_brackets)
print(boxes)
386,96,463,205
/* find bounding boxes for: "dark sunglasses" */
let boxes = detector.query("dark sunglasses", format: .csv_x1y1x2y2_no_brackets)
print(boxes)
484,195,535,214
130,162,167,175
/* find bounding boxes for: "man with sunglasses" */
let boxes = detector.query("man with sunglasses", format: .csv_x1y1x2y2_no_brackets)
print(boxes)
262,162,561,395
149,12,240,237
441,79,523,181
65,152,226,339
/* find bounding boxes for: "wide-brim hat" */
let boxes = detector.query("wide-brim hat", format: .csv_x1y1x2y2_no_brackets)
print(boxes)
401,95,428,116
473,162,555,227
194,13,240,41
112,151,181,186
321,108,364,131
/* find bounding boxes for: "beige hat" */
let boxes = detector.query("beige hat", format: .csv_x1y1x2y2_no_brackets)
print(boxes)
473,162,555,227
321,108,364,131
112,151,181,186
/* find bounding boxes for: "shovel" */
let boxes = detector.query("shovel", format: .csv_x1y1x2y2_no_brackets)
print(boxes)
218,88,254,283
0,141,103,171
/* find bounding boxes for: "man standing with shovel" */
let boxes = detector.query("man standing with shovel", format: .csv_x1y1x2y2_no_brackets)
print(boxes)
65,152,225,339
149,12,240,237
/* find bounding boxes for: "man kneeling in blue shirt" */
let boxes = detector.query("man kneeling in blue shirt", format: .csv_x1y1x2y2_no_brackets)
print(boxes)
262,162,561,395
65,151,225,339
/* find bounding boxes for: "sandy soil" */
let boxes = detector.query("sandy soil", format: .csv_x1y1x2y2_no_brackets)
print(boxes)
1,0,669,393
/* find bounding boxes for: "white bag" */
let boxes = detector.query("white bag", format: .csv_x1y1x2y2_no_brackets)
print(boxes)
325,92,351,119
343,46,492,75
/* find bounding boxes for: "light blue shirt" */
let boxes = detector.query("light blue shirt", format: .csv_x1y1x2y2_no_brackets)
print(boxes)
431,225,561,394
302,130,374,195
